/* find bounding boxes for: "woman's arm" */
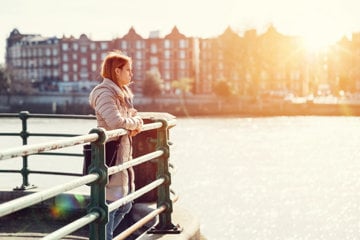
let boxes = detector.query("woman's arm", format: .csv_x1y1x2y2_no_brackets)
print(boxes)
95,92,143,131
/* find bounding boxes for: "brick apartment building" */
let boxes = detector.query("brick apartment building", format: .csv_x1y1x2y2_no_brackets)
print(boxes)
6,26,198,95
5,26,360,97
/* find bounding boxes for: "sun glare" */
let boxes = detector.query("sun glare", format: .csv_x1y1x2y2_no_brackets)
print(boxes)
300,28,340,53
296,12,346,53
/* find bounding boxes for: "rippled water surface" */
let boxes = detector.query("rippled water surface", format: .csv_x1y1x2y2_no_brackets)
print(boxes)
170,116,360,240
1,116,360,239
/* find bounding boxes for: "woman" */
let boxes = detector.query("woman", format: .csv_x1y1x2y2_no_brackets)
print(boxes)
89,50,143,240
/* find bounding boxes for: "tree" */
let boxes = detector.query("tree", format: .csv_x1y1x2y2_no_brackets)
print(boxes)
0,65,12,105
213,80,232,98
142,68,164,104
172,77,193,97
213,80,232,111
171,77,194,116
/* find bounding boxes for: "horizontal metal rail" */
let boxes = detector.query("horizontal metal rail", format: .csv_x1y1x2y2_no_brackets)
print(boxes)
37,152,83,157
108,178,165,212
0,133,20,136
30,133,81,137
0,133,98,161
28,170,82,177
42,211,100,240
114,205,167,240
0,173,99,218
108,150,164,176
0,112,96,120
0,113,19,117
142,122,163,131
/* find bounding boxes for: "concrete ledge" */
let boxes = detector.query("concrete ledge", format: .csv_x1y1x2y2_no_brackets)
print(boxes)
138,206,201,240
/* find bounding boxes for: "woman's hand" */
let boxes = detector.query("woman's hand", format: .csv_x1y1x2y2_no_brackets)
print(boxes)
129,128,141,137
129,108,138,117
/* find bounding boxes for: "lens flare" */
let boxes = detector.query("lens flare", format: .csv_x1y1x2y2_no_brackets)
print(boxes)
50,194,87,218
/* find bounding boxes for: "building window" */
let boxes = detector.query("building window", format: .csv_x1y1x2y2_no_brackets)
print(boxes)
136,40,143,49
91,53,97,61
100,42,108,50
81,58,87,65
179,60,186,69
164,40,171,49
150,43,157,53
135,61,142,70
73,53,78,60
91,63,97,72
121,41,127,49
62,54,68,62
90,43,96,50
62,64,69,72
135,51,143,59
72,43,79,51
163,61,170,69
179,50,186,59
80,46,87,53
63,74,69,82
150,57,158,65
45,48,51,56
62,43,69,51
179,39,187,48
164,50,170,59
73,64,78,71
52,48,58,56
80,68,89,79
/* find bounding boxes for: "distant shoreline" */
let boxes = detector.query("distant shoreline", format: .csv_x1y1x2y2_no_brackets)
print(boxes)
2,93,360,117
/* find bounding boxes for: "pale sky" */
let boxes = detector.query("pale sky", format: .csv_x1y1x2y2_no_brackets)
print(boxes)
1,0,360,64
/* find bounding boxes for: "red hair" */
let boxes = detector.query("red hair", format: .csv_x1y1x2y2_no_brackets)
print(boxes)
100,50,132,82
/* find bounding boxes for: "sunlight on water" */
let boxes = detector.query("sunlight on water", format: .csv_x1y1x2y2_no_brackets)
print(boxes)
170,116,360,240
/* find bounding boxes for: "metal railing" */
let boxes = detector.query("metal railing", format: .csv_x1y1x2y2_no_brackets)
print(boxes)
0,111,181,239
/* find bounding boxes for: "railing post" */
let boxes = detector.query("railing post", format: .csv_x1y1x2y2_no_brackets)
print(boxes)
149,119,181,234
14,111,36,190
87,127,109,240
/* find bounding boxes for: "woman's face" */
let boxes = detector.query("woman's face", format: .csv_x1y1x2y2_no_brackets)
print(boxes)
115,62,133,86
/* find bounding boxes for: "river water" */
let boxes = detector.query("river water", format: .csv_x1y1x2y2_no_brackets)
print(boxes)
1,116,360,239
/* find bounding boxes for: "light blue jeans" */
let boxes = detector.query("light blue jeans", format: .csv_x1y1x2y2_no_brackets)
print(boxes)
106,201,132,240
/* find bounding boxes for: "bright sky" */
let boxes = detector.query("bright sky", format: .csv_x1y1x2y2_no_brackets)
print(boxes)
1,0,359,64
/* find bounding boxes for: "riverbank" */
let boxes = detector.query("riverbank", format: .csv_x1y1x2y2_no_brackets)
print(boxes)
2,93,360,117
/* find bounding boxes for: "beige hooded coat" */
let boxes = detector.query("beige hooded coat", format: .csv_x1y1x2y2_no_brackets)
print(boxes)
89,78,143,201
